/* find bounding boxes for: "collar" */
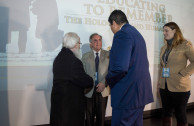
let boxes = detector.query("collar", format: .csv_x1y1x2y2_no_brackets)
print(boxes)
93,49,101,58
120,23,126,30
167,38,174,46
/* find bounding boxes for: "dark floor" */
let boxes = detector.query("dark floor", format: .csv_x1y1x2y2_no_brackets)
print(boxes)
143,108,194,126
34,109,194,126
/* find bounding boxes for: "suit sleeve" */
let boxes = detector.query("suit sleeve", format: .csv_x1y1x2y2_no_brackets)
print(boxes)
71,59,93,89
100,51,109,86
180,42,194,76
106,31,132,88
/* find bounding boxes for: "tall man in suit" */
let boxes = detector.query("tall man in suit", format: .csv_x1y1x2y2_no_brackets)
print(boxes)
50,32,93,126
82,33,110,126
106,10,154,126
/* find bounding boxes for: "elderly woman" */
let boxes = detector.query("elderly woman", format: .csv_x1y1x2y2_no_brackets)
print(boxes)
158,22,194,126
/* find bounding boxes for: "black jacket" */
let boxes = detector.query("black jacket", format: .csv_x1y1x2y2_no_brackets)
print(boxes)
50,47,93,126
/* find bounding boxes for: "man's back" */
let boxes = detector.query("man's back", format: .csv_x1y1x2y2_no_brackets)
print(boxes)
51,47,93,126
107,23,154,109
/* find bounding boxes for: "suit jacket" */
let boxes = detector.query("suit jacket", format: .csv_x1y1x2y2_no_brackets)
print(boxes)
82,49,110,98
106,23,154,109
50,47,93,126
159,41,194,92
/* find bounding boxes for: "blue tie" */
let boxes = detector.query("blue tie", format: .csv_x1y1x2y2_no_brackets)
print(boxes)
95,53,99,85
95,53,99,72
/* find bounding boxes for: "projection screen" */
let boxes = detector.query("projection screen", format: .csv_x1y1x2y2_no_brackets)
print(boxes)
0,0,194,125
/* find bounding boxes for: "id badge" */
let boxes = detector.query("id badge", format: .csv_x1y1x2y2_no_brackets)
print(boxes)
95,72,98,81
95,72,98,85
162,68,170,78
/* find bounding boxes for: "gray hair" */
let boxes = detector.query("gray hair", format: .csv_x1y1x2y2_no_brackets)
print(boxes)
62,32,80,49
89,33,102,43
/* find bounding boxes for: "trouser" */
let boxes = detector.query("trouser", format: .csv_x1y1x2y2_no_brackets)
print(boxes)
85,91,108,126
111,106,145,126
160,87,190,124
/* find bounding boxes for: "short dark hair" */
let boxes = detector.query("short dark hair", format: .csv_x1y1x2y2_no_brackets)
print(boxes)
108,10,128,25
89,33,102,42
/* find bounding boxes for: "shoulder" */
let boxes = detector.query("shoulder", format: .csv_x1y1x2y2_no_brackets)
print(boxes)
114,30,131,44
73,56,83,66
184,41,194,52
184,41,193,47
122,23,131,30
115,24,139,40
101,49,109,54
82,51,92,60
115,28,128,38
180,40,193,48
115,24,130,36
101,49,109,56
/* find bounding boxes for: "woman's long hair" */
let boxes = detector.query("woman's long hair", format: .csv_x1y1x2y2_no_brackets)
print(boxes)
163,22,186,47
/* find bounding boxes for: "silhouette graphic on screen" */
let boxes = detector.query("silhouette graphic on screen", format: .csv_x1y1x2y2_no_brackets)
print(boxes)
0,0,30,53
31,0,63,52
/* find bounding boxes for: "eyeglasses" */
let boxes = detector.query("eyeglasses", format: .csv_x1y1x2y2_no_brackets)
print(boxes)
77,40,82,44
77,42,82,48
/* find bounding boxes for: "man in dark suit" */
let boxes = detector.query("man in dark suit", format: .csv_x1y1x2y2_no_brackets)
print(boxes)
82,33,110,126
50,32,93,126
106,10,154,126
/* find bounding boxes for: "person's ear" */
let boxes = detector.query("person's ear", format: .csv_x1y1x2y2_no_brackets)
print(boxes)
74,43,79,49
90,42,93,48
112,21,116,27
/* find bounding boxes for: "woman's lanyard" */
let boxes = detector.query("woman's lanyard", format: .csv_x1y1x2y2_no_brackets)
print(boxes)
163,46,172,67
162,46,172,78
